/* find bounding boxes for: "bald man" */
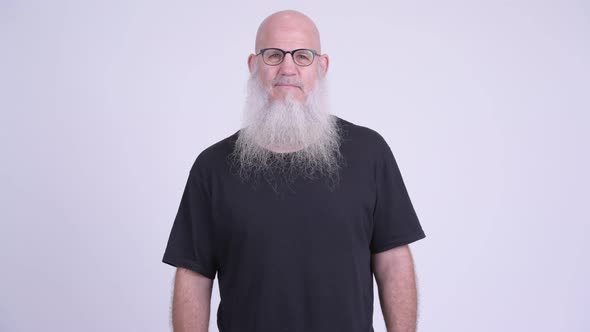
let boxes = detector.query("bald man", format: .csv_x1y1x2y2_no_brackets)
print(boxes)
162,10,426,332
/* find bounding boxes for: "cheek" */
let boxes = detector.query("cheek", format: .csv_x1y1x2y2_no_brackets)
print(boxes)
259,69,277,86
303,73,318,92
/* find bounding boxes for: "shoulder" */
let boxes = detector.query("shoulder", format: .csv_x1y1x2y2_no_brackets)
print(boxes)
189,129,240,175
335,116,391,155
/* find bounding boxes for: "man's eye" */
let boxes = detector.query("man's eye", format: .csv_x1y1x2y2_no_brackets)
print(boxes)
268,53,282,59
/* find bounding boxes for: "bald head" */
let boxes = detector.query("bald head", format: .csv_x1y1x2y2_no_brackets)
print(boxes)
255,10,322,53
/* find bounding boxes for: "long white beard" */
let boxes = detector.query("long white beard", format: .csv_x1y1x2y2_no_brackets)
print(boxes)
230,66,343,191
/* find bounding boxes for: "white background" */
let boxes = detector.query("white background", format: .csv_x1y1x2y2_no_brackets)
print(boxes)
1,1,588,331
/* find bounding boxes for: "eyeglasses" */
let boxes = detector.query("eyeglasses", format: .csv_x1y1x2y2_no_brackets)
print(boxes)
256,48,319,67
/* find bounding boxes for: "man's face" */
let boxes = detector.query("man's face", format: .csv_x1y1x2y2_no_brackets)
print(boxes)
248,15,328,102
233,11,341,189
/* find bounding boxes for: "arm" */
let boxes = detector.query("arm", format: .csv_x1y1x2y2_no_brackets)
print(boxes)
171,267,214,332
372,245,419,332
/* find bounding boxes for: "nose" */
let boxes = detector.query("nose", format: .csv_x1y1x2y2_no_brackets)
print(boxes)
277,53,297,76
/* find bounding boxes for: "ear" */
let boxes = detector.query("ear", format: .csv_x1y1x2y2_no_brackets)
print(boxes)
319,53,329,76
247,54,256,73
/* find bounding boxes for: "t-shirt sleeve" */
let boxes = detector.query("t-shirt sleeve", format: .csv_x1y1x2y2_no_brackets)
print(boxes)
370,135,426,254
162,167,218,279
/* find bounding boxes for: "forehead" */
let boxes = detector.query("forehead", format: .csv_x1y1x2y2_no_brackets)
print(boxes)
259,30,316,50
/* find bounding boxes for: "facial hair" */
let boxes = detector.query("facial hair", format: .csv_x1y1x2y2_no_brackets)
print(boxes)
230,63,343,191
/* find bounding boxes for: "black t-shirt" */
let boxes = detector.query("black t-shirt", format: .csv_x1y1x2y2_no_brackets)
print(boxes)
162,116,426,332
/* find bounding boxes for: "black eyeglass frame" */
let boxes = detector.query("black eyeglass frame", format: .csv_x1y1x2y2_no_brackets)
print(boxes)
255,48,320,67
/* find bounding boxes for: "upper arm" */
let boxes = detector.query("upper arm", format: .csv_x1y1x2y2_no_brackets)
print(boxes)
163,165,218,280
172,268,214,331
174,267,214,299
369,133,425,254
371,244,415,283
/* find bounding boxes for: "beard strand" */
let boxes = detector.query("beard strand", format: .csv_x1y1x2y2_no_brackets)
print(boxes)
229,67,344,192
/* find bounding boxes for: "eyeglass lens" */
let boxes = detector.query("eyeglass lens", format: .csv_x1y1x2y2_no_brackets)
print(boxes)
263,49,315,66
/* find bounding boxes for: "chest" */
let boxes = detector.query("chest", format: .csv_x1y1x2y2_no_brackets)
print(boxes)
211,168,375,254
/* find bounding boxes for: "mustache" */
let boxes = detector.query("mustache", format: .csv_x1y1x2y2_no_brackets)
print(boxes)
271,77,303,88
